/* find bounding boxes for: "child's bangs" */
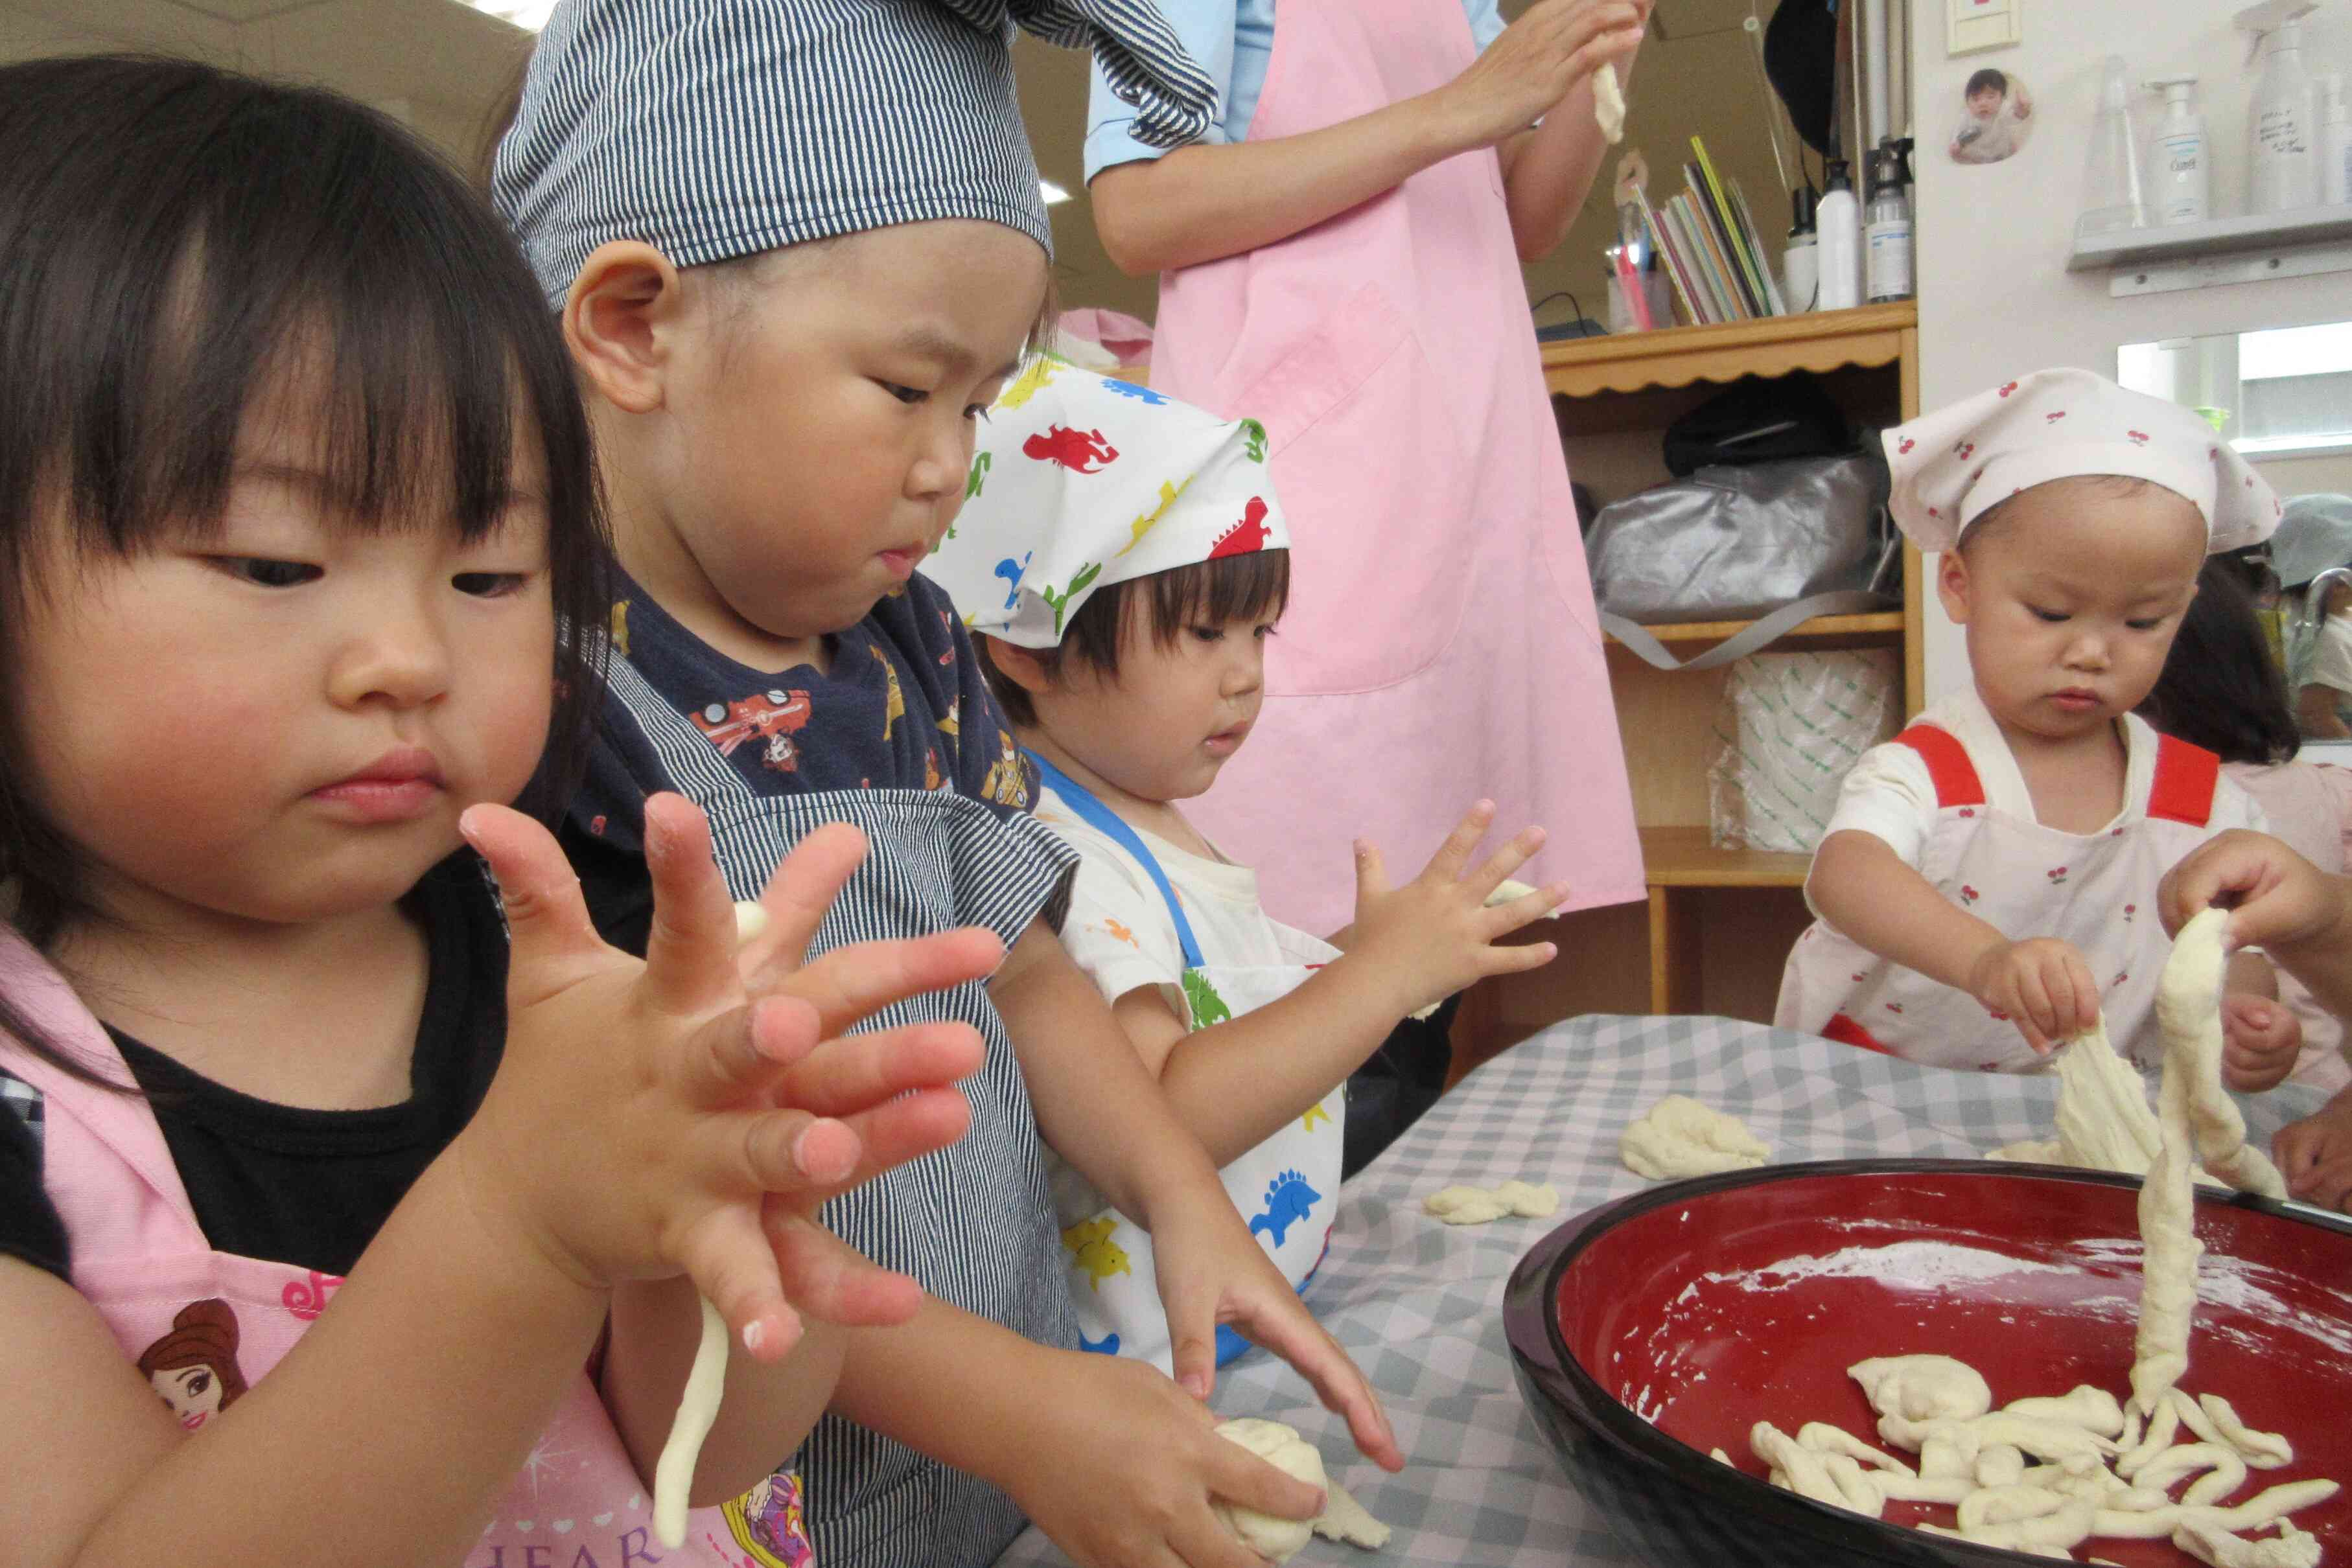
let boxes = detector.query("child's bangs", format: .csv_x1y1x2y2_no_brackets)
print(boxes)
1143,549,1292,647
0,58,599,598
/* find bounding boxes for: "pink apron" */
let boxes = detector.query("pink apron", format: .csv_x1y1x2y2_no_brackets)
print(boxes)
0,932,813,1568
1776,721,2226,1073
1145,0,1644,934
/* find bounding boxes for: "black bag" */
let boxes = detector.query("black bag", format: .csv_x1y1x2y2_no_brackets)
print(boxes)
1662,371,1851,477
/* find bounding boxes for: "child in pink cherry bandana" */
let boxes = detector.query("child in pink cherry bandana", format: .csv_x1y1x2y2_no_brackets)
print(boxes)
1778,369,2301,1084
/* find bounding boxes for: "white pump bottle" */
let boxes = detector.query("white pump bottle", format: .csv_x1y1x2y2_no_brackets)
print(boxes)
2237,0,2322,213
2145,76,2210,224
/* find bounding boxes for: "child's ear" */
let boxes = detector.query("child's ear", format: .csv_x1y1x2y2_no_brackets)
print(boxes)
1937,548,1975,626
983,634,1053,695
563,241,684,415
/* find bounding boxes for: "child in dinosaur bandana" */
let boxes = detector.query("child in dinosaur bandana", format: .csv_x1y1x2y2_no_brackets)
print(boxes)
927,360,1566,1373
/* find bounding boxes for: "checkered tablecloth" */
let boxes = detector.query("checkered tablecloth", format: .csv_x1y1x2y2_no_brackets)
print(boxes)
990,1013,2331,1568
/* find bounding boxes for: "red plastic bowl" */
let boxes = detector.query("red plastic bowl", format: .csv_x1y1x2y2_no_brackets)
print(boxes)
1506,1160,2352,1568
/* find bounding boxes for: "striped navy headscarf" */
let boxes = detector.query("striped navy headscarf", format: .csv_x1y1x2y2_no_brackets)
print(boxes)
493,0,1214,305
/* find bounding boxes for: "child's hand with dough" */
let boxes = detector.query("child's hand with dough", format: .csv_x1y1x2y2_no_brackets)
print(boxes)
994,1349,1328,1568
2219,991,2302,1093
1340,800,1569,1018
2160,830,2352,1021
2274,1087,2352,1212
1966,936,2100,1052
1147,1182,1405,1471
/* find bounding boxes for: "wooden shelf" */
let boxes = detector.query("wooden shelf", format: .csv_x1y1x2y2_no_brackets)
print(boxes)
1640,825,1810,889
1606,610,1905,647
1540,303,1918,400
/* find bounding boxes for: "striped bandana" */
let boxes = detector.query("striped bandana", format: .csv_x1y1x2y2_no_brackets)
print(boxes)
493,0,1215,305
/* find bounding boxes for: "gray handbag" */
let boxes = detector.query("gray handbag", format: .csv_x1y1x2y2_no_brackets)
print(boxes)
1586,452,1900,672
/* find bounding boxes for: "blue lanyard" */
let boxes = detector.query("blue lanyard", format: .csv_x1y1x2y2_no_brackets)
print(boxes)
1025,751,1204,969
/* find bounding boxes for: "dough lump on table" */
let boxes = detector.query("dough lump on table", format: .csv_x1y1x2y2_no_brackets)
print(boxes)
1210,1419,1393,1560
1618,1095,1769,1181
1421,1179,1559,1225
1213,1419,1325,1562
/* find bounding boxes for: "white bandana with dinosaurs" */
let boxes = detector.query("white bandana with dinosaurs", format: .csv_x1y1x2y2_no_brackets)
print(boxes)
926,358,1334,1377
920,353,1290,650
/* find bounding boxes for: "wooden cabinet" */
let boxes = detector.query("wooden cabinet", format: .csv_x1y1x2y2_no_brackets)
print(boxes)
1449,304,1923,1081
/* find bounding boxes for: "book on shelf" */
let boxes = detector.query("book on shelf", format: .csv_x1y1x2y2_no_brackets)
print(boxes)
1636,138,1791,325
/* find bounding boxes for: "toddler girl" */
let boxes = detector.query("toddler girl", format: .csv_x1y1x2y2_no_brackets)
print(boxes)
1778,369,2300,1083
0,58,984,1567
926,362,1565,1374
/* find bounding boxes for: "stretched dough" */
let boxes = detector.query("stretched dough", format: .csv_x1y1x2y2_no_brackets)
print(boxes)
1593,62,1627,144
653,1295,731,1549
1620,1096,1769,1181
651,899,775,1548
2163,912,2287,1200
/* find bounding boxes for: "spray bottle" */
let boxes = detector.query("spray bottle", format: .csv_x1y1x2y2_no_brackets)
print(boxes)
1815,158,1861,310
2078,56,2148,240
2145,76,2211,224
2237,0,2321,213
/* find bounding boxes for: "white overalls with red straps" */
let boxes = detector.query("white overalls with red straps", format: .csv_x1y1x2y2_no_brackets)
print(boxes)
1776,704,2250,1072
0,932,811,1568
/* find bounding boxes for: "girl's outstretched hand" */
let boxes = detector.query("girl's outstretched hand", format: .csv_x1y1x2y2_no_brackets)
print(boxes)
454,794,987,1365
1346,801,1567,1017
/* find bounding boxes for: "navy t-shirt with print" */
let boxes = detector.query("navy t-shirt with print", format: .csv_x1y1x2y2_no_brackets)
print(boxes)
568,571,1042,952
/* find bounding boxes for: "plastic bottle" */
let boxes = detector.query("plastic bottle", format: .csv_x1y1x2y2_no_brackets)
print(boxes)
1782,185,1819,312
2078,56,2148,242
1815,159,1861,310
2325,72,2352,204
2144,77,2210,224
2237,0,2320,213
1864,143,1913,302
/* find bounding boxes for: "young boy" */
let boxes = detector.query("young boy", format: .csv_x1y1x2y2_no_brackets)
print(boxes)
924,362,1563,1374
492,4,1398,1565
1951,65,2033,164
1778,369,2302,1083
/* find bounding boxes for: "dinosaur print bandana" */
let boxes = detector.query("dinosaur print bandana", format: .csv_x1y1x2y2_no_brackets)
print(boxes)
920,356,1290,649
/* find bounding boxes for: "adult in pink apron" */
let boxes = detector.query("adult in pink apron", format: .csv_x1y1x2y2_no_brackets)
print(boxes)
1091,0,1647,934
0,932,813,1568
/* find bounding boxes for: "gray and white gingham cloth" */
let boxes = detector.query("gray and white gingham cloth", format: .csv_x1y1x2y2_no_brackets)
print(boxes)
990,1013,2330,1568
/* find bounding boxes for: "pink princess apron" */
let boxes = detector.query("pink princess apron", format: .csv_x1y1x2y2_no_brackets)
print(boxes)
1776,721,2227,1073
0,932,813,1568
1145,0,1644,934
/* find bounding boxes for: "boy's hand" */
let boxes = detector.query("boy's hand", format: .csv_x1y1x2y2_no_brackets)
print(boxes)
1149,1190,1404,1473
1966,937,2099,1052
2158,830,2352,956
1347,801,1568,1017
2220,993,2301,1093
2275,1089,2352,1212
997,1350,1327,1568
458,794,986,1363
